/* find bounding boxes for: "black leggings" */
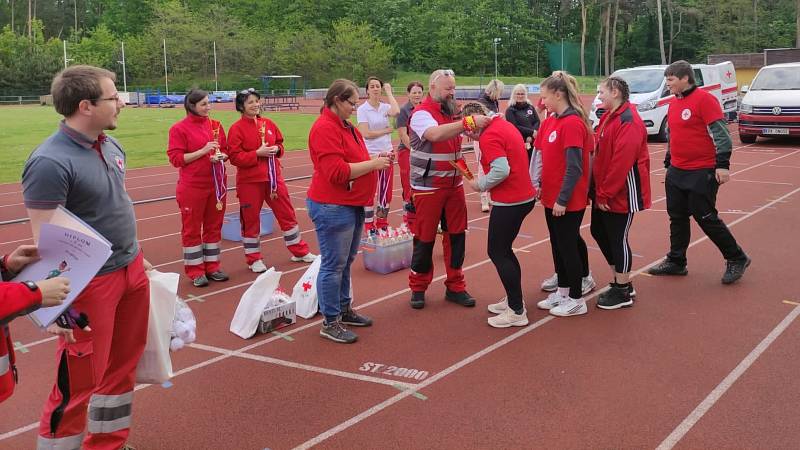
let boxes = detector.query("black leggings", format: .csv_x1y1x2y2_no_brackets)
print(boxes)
590,208,634,274
487,200,535,314
544,208,587,299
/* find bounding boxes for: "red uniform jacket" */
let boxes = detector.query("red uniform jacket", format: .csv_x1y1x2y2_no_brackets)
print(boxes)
167,114,228,188
1,277,42,403
477,116,536,204
227,115,285,185
308,107,377,206
593,102,652,213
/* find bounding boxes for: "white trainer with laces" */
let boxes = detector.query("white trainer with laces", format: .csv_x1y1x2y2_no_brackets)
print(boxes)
536,292,563,310
582,272,596,295
249,260,267,273
487,297,508,314
540,273,558,292
549,297,588,317
488,308,529,328
291,253,317,263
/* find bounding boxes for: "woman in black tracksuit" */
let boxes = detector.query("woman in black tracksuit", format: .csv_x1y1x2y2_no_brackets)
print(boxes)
505,83,540,162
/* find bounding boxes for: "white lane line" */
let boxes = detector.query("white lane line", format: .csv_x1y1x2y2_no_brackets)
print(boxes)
732,179,793,186
291,185,800,449
189,342,415,389
656,305,800,450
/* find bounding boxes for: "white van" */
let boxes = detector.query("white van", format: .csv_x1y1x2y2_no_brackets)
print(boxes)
738,62,800,143
589,62,737,141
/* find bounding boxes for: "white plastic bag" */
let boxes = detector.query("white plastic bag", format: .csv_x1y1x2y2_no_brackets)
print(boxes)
169,299,197,351
230,268,282,339
291,256,321,319
135,270,179,384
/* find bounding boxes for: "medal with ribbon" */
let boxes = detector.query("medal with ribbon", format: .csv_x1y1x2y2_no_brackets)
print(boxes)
376,151,391,219
211,123,226,210
259,119,278,199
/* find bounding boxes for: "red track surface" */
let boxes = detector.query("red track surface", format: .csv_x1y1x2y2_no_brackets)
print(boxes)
1,128,799,449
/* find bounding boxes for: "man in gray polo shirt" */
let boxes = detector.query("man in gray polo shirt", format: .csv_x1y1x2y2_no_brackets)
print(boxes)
22,65,150,450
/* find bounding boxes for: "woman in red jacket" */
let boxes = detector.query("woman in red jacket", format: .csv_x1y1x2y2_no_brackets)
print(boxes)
1,245,70,403
168,89,230,287
227,89,316,273
307,79,391,344
530,71,594,317
462,103,536,328
590,76,651,309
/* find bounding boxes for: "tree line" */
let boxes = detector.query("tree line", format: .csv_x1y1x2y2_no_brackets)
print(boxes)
0,0,798,95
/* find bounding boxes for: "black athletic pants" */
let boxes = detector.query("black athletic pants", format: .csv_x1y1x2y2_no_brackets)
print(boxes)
590,208,634,274
487,200,535,314
544,207,587,299
665,167,745,266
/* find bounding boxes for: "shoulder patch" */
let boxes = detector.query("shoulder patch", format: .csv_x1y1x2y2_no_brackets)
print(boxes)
620,108,634,124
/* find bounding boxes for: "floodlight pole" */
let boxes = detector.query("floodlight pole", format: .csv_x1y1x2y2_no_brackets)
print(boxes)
493,37,501,79
163,39,169,94
213,41,219,91
62,40,72,69
119,41,128,92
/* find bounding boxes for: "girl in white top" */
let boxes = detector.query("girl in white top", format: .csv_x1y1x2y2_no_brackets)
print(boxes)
357,76,400,231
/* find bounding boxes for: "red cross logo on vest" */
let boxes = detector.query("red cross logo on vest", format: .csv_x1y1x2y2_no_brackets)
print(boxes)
302,281,312,292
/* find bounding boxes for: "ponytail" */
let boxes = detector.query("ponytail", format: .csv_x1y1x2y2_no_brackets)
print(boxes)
540,71,591,132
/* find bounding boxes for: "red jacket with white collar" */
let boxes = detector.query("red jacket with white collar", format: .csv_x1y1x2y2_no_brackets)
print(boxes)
592,101,651,213
167,114,228,188
227,115,285,185
1,256,43,403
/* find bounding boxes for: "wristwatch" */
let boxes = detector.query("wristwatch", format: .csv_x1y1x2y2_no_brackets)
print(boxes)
22,280,39,292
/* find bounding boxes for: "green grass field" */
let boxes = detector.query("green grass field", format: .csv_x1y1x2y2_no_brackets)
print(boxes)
0,106,318,183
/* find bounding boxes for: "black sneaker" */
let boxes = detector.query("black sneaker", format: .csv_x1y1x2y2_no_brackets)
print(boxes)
192,274,209,287
722,255,751,285
445,289,476,307
207,271,229,282
410,291,426,309
597,284,634,310
340,308,373,327
647,259,688,276
320,320,358,344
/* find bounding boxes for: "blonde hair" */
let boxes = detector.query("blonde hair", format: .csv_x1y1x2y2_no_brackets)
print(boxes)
540,71,590,131
461,102,489,116
484,79,505,100
507,84,532,107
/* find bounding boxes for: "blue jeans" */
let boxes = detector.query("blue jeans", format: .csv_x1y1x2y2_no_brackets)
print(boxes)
306,199,364,322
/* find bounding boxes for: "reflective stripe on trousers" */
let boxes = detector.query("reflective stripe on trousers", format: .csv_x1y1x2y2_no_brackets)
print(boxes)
86,391,134,434
36,432,85,450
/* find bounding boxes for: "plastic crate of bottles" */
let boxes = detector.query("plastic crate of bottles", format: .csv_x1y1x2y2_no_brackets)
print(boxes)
361,225,413,274
258,295,296,334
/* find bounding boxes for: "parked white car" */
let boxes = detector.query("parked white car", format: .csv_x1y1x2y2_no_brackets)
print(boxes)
738,62,800,143
590,62,737,141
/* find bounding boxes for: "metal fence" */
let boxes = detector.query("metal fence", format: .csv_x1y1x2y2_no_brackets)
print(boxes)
0,95,42,105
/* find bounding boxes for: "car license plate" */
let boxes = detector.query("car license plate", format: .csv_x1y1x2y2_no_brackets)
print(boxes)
762,128,789,135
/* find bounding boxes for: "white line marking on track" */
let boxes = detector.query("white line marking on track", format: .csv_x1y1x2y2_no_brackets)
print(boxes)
189,342,415,389
656,305,800,450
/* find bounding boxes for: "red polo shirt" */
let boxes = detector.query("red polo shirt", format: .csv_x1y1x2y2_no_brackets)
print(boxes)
537,112,593,211
477,116,536,204
308,108,377,206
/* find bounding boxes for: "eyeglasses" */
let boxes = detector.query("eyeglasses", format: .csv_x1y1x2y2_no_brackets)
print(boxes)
95,94,121,103
239,88,256,95
432,69,455,83
344,98,358,108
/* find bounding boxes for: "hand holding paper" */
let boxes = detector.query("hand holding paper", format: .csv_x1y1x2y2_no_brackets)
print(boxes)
449,159,474,180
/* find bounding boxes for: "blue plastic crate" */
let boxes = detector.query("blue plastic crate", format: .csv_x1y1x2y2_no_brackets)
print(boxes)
221,208,274,242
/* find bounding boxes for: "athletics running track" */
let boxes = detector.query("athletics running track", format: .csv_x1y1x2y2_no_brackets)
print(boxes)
1,127,799,449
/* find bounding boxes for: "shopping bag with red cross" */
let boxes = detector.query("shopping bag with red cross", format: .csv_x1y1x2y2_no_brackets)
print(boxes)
292,256,321,319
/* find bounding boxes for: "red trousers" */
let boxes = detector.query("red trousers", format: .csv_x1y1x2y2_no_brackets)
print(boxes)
38,252,149,450
409,186,468,293
237,181,310,265
364,163,394,231
176,183,225,279
397,148,411,204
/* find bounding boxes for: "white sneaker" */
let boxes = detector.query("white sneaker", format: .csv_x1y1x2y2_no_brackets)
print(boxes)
290,253,317,263
536,292,563,310
487,297,508,314
549,297,588,317
582,273,596,295
541,273,558,292
249,260,267,273
488,308,529,328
